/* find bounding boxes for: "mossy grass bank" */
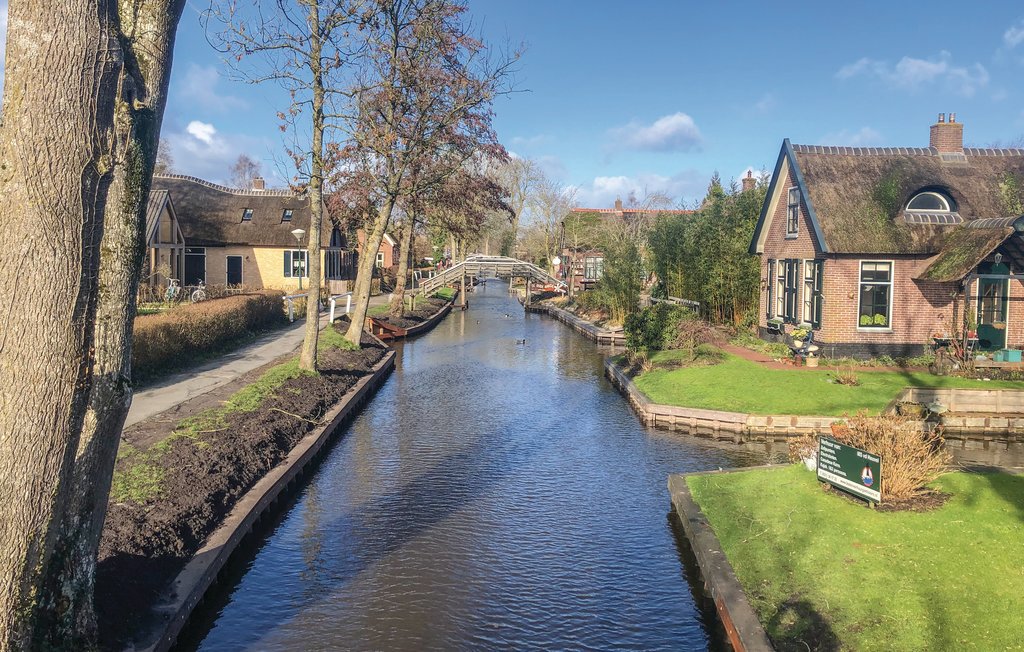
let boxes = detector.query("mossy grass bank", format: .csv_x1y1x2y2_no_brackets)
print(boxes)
635,349,1023,416
688,465,1024,651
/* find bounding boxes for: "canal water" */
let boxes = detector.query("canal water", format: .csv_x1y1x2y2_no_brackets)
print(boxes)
182,281,768,651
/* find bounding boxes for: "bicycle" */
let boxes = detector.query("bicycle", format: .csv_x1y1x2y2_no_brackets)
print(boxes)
164,278,181,303
190,279,208,303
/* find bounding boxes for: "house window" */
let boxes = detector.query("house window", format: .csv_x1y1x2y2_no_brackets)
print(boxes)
281,209,293,222
858,261,892,329
584,256,604,280
376,251,386,268
284,250,307,278
242,208,254,222
803,259,824,328
906,191,953,212
786,187,800,237
775,261,786,318
773,259,800,322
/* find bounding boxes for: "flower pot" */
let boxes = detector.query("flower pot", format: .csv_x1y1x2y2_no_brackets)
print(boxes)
805,355,819,368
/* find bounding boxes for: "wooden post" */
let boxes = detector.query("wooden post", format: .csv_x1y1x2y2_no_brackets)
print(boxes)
526,279,531,306
460,267,467,309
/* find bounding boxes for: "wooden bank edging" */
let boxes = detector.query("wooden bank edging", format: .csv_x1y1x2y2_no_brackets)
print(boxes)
530,303,626,345
403,299,454,337
668,471,776,652
135,349,397,652
604,357,840,440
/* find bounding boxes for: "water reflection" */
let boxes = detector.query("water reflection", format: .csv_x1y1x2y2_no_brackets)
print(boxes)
185,282,767,651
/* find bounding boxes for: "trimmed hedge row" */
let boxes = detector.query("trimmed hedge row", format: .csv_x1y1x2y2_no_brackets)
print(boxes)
133,292,288,380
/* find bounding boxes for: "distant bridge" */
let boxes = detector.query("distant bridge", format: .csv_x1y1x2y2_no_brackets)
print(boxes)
416,255,566,296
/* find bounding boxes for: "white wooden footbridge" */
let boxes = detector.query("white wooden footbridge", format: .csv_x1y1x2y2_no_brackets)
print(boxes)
416,255,566,296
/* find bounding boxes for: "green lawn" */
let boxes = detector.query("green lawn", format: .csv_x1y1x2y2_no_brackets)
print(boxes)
634,351,1023,415
688,465,1024,651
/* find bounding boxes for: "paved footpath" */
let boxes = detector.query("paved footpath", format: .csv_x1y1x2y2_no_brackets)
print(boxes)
126,294,392,428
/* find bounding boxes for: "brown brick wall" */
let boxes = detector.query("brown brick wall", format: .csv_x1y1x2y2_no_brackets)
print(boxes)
929,122,963,153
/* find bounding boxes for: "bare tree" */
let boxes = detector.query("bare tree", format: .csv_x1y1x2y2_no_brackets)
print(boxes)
154,137,176,175
522,172,576,272
339,0,517,347
229,153,263,189
493,156,539,256
207,1,365,371
0,1,186,647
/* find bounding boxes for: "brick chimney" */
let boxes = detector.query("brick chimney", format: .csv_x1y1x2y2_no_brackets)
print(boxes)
252,176,266,191
929,112,963,154
742,170,756,192
614,197,623,211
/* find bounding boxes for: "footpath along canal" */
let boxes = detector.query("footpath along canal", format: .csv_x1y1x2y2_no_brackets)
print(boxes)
178,281,769,651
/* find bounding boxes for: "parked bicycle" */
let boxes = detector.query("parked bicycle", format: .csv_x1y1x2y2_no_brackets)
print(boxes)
190,279,208,303
164,278,181,303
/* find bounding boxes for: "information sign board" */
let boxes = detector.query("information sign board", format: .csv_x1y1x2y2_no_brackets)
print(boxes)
816,436,882,503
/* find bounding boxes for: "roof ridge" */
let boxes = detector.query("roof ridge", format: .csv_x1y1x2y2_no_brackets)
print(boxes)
790,144,1024,157
153,173,301,197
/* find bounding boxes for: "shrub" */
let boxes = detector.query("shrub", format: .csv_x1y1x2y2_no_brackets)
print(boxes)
624,303,693,352
133,291,288,380
669,316,725,359
833,414,952,499
832,368,861,386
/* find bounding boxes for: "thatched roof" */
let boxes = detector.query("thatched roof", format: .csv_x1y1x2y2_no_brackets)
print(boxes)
915,226,1013,282
751,140,1024,255
151,175,330,247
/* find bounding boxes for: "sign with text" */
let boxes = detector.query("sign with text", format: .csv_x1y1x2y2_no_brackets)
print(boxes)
816,436,882,504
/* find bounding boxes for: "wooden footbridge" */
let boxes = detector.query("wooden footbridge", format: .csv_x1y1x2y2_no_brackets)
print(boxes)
416,255,567,297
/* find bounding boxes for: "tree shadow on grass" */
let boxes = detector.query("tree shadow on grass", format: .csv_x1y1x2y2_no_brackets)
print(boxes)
765,597,841,652
959,467,1024,525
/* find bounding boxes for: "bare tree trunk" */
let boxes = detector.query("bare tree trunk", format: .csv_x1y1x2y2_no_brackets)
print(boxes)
300,4,325,371
388,216,415,317
345,200,394,346
0,3,127,646
32,3,184,646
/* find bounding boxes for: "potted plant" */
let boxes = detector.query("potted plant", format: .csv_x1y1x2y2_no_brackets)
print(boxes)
966,311,978,339
767,317,784,334
790,326,810,346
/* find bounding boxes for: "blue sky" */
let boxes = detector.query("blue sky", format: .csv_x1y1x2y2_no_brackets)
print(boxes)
3,1,1024,206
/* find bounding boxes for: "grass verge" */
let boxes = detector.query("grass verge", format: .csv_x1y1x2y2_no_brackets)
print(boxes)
687,465,1024,651
634,349,1024,415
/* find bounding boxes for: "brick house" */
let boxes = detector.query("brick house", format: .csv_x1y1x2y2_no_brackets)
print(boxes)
150,174,356,293
559,199,693,293
749,114,1024,358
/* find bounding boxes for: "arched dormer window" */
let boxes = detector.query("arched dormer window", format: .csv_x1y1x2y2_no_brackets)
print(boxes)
906,190,954,213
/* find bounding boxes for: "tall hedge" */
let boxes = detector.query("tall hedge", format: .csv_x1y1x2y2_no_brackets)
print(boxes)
133,292,288,380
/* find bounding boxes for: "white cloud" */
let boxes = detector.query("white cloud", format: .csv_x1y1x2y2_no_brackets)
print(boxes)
509,134,548,148
186,120,218,146
166,120,276,184
176,63,248,113
754,93,776,112
570,169,706,208
1005,19,1024,48
818,126,883,147
836,51,989,97
609,112,703,152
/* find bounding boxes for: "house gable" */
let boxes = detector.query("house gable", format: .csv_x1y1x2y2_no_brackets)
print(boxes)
750,140,829,256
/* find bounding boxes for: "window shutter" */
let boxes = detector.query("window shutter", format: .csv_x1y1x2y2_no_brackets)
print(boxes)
766,260,775,318
813,260,824,328
785,259,796,322
284,251,292,278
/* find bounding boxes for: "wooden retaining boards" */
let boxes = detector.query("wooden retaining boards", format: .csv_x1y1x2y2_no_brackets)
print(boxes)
134,349,397,652
604,357,839,440
403,300,454,337
533,303,626,345
668,472,775,651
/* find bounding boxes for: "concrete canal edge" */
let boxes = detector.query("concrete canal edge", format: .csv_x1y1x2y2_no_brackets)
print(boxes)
527,303,626,345
604,357,840,440
135,349,397,652
668,471,777,652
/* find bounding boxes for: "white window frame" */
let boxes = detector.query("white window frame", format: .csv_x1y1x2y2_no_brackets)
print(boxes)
906,191,952,213
857,260,894,331
786,186,800,238
775,261,786,318
284,249,308,278
802,259,815,323
241,208,254,222
226,254,243,285
376,251,386,268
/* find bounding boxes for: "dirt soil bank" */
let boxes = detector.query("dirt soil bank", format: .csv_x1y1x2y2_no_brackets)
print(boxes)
376,296,449,330
96,331,387,649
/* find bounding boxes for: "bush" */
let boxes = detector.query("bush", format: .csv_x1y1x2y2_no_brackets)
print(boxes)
133,292,288,380
668,316,725,358
833,414,951,499
624,303,692,352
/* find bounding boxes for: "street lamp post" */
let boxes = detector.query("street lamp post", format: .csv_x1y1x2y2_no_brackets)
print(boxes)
291,228,306,290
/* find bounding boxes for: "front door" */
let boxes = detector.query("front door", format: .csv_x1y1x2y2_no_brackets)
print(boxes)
226,255,243,285
977,277,1009,351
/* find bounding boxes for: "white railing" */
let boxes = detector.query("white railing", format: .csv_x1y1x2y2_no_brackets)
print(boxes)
285,291,353,323
329,292,352,323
